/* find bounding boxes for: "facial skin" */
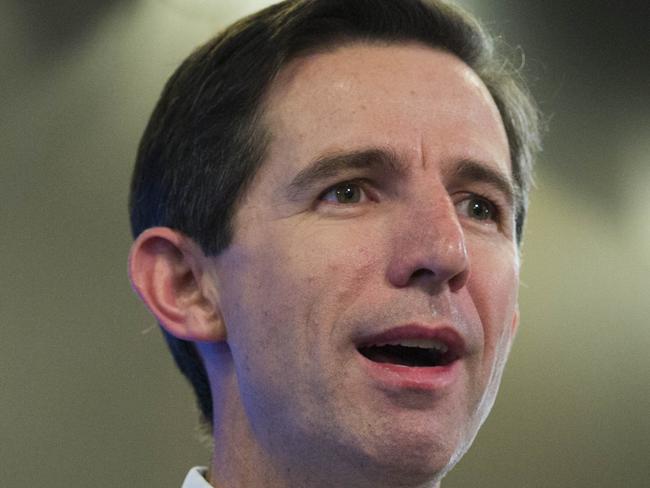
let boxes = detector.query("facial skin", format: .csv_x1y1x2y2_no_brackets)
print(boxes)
191,43,518,487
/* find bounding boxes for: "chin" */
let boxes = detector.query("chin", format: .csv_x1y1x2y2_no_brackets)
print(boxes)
353,423,475,487
363,450,454,487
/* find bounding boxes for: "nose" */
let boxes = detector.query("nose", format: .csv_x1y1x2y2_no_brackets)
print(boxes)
386,196,469,293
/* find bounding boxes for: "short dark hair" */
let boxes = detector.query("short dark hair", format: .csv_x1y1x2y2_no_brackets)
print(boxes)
129,0,541,426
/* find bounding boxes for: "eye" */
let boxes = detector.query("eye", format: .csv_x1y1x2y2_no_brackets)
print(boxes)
456,195,499,223
319,182,368,204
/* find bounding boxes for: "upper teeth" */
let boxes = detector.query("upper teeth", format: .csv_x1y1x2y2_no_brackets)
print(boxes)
375,339,448,353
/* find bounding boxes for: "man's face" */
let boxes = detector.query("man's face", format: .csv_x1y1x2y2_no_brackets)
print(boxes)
207,43,519,485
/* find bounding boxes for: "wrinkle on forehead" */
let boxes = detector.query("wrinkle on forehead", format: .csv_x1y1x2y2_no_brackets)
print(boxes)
260,41,511,193
269,41,493,107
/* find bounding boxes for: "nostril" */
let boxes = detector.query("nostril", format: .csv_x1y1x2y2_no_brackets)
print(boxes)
411,268,434,280
448,267,470,292
406,268,444,295
402,266,468,294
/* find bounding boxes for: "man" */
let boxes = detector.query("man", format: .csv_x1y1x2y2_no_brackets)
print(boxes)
128,0,540,486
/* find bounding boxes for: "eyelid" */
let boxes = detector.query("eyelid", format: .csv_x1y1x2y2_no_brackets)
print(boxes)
455,192,502,223
317,179,375,203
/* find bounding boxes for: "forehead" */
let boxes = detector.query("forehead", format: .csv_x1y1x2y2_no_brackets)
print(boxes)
259,42,510,183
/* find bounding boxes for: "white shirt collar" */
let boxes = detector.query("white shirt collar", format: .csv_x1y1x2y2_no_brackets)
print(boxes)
181,467,213,488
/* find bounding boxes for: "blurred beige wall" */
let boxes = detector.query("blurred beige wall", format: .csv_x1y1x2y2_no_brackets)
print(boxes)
1,1,648,486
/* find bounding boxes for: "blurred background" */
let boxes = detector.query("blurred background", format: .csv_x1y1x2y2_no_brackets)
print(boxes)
1,0,648,486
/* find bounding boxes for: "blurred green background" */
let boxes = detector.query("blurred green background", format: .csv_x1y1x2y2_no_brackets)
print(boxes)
1,0,648,486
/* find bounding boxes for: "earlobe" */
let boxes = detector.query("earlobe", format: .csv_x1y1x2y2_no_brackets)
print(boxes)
128,227,227,342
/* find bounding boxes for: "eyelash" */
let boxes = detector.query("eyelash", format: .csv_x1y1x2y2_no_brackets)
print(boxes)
317,181,506,225
455,192,503,224
318,180,373,205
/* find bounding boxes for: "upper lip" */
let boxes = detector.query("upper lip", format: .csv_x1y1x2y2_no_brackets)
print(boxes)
354,324,466,359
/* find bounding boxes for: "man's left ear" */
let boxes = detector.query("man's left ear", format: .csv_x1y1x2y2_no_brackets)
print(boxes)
127,227,227,343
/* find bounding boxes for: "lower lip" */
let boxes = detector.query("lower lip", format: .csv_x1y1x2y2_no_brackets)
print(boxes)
358,354,461,392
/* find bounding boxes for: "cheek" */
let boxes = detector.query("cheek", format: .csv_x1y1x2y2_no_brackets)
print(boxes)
218,245,305,361
214,225,384,436
218,226,381,374
467,243,519,366
463,243,519,428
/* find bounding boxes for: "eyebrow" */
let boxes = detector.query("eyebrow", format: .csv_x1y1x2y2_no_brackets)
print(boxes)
449,159,516,209
285,148,516,209
285,148,406,201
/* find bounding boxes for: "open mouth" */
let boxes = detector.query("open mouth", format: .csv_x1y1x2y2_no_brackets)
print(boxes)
357,339,459,368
